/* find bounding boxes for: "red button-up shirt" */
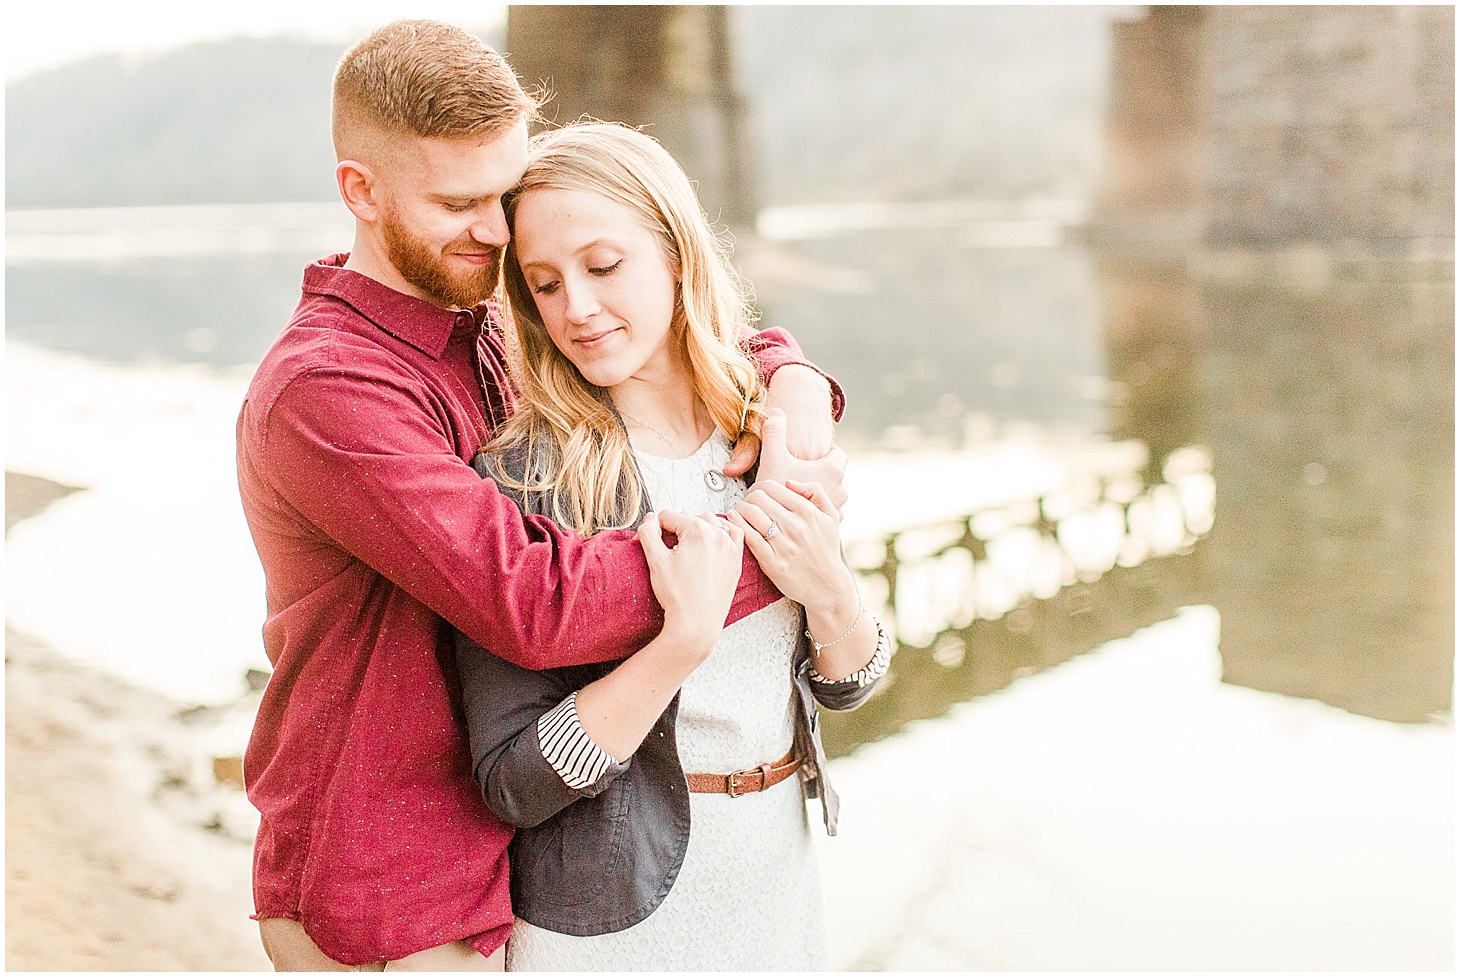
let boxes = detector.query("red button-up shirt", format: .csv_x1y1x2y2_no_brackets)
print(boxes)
235,254,842,964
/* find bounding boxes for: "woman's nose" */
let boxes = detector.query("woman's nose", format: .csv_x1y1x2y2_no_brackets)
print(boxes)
562,277,600,323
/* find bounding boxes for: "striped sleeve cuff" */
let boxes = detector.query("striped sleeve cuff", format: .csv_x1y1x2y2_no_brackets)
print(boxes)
537,691,619,790
810,616,893,688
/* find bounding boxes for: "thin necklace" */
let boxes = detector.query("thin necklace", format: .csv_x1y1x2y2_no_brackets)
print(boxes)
617,406,729,493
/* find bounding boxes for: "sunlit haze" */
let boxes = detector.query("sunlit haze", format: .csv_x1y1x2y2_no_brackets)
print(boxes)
5,0,507,80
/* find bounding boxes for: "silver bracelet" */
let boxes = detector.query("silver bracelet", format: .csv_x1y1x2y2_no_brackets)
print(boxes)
805,594,865,656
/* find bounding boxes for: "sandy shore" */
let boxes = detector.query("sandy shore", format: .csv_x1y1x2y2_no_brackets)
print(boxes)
5,473,270,972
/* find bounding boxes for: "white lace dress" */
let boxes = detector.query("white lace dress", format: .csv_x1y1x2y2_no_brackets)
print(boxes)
506,432,830,972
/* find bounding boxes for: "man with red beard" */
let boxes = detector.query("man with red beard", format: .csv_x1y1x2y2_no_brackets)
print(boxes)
235,19,845,972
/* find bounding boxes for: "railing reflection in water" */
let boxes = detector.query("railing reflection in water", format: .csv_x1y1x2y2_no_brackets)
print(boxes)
823,443,1213,759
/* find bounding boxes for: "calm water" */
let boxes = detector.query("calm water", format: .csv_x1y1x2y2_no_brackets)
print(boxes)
5,203,1455,740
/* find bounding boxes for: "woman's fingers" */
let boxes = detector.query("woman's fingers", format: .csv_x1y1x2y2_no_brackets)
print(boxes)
740,486,795,530
654,511,742,565
731,499,776,538
654,509,695,539
636,511,668,563
717,513,746,546
728,506,773,548
728,509,777,566
783,479,837,518
701,513,739,550
751,479,822,517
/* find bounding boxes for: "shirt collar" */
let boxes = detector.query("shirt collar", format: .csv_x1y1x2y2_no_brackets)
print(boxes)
302,253,488,359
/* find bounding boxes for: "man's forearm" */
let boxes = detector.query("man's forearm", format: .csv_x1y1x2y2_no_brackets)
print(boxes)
741,325,846,422
767,364,836,459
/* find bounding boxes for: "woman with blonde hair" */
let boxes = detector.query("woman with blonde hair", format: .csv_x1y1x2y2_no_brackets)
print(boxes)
454,122,889,970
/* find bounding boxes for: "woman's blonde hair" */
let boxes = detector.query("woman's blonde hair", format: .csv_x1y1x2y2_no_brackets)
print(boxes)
488,121,766,535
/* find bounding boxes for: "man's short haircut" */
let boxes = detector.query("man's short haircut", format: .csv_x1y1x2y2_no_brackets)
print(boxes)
332,19,540,159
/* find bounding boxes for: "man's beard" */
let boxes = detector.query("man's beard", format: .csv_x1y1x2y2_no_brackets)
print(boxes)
380,207,502,309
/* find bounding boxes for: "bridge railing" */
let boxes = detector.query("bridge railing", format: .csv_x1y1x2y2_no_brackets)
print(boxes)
822,443,1214,757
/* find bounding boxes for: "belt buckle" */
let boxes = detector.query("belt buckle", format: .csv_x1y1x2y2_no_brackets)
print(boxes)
725,762,774,798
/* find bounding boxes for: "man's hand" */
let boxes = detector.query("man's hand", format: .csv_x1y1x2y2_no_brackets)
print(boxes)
743,408,849,514
766,364,835,458
724,365,842,508
724,365,836,476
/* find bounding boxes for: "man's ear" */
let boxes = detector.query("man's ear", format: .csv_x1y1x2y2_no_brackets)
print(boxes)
337,159,381,223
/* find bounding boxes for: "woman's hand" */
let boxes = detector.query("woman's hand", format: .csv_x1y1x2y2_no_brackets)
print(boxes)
727,479,856,616
637,510,745,659
729,479,878,683
573,511,744,763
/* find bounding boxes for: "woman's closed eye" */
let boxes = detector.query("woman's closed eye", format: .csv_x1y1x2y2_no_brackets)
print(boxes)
528,259,620,294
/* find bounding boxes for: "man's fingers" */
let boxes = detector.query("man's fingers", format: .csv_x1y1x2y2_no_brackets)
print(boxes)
766,364,835,459
812,445,850,514
752,408,794,484
760,407,788,461
722,432,760,477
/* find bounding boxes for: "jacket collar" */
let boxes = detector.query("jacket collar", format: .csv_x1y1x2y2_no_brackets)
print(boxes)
302,253,488,359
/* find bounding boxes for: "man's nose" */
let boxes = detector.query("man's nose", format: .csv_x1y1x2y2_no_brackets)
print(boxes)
470,201,510,249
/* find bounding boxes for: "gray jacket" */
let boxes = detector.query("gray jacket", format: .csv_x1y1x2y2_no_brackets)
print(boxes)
454,435,880,937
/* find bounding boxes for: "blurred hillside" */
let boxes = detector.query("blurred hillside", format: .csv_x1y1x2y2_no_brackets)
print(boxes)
7,9,1117,210
6,37,343,208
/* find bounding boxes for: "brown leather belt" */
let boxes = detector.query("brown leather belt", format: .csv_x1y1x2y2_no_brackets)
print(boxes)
685,749,800,797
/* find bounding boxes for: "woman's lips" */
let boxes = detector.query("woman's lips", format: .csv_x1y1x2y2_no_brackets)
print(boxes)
575,328,620,349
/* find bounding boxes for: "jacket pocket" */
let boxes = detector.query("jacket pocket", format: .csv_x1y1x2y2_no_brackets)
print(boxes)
511,775,633,911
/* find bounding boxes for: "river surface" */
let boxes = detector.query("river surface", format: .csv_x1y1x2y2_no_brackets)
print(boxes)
8,201,1451,724
5,202,1454,969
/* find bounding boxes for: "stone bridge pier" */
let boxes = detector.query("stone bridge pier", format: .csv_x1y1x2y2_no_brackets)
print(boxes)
1094,5,1454,721
505,5,756,228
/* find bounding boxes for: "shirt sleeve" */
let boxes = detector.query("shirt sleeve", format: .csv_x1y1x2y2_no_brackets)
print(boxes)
456,632,632,829
253,353,784,671
740,325,847,422
810,615,893,689
536,691,622,789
